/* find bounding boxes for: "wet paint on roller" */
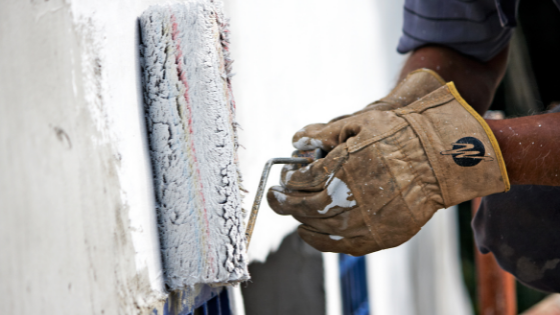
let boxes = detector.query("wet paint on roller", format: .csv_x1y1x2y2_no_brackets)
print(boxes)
139,1,249,290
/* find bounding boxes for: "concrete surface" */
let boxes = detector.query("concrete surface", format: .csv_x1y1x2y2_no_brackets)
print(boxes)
0,0,167,313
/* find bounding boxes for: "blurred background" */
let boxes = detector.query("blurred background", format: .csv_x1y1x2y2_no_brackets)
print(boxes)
1,0,559,314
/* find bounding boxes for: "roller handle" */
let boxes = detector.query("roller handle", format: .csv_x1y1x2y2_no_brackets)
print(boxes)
245,148,325,248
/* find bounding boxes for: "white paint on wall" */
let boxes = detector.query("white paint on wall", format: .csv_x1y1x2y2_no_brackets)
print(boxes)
0,0,180,313
68,0,167,295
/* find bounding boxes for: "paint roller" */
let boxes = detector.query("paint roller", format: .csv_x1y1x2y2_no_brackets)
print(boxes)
139,0,248,290
139,0,325,293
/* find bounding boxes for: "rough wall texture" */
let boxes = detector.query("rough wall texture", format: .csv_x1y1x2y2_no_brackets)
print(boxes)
0,0,164,314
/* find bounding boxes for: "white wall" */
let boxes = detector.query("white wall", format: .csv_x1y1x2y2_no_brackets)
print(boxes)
0,0,168,314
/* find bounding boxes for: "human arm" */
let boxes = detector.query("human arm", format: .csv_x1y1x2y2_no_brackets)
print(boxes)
268,42,560,254
488,113,560,186
399,45,509,114
402,45,560,186
266,51,560,256
266,0,560,255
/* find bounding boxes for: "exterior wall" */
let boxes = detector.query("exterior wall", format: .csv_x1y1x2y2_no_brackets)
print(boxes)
0,0,167,314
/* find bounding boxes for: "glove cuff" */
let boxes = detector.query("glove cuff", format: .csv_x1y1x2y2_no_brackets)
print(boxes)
394,82,510,207
447,82,510,192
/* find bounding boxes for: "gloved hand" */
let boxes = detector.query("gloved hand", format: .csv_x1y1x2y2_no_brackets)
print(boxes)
292,68,445,151
267,82,510,256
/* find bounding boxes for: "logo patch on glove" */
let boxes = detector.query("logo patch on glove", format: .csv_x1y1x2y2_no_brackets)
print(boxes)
440,137,494,167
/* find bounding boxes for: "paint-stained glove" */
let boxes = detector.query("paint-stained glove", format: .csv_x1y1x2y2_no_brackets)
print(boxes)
267,83,510,256
292,68,445,151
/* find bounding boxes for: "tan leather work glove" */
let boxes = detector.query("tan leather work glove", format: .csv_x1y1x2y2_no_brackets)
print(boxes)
292,68,445,151
267,82,510,256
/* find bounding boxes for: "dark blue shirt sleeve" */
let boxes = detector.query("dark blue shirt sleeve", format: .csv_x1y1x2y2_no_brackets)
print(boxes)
397,0,516,62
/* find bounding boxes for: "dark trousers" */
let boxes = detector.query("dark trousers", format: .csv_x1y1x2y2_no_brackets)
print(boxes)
473,185,560,292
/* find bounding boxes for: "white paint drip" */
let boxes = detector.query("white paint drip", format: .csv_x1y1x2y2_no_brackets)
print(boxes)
318,177,356,215
292,136,324,150
329,235,344,241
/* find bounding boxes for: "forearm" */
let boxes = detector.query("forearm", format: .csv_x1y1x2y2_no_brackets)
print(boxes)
487,114,560,186
400,45,560,187
399,45,509,114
